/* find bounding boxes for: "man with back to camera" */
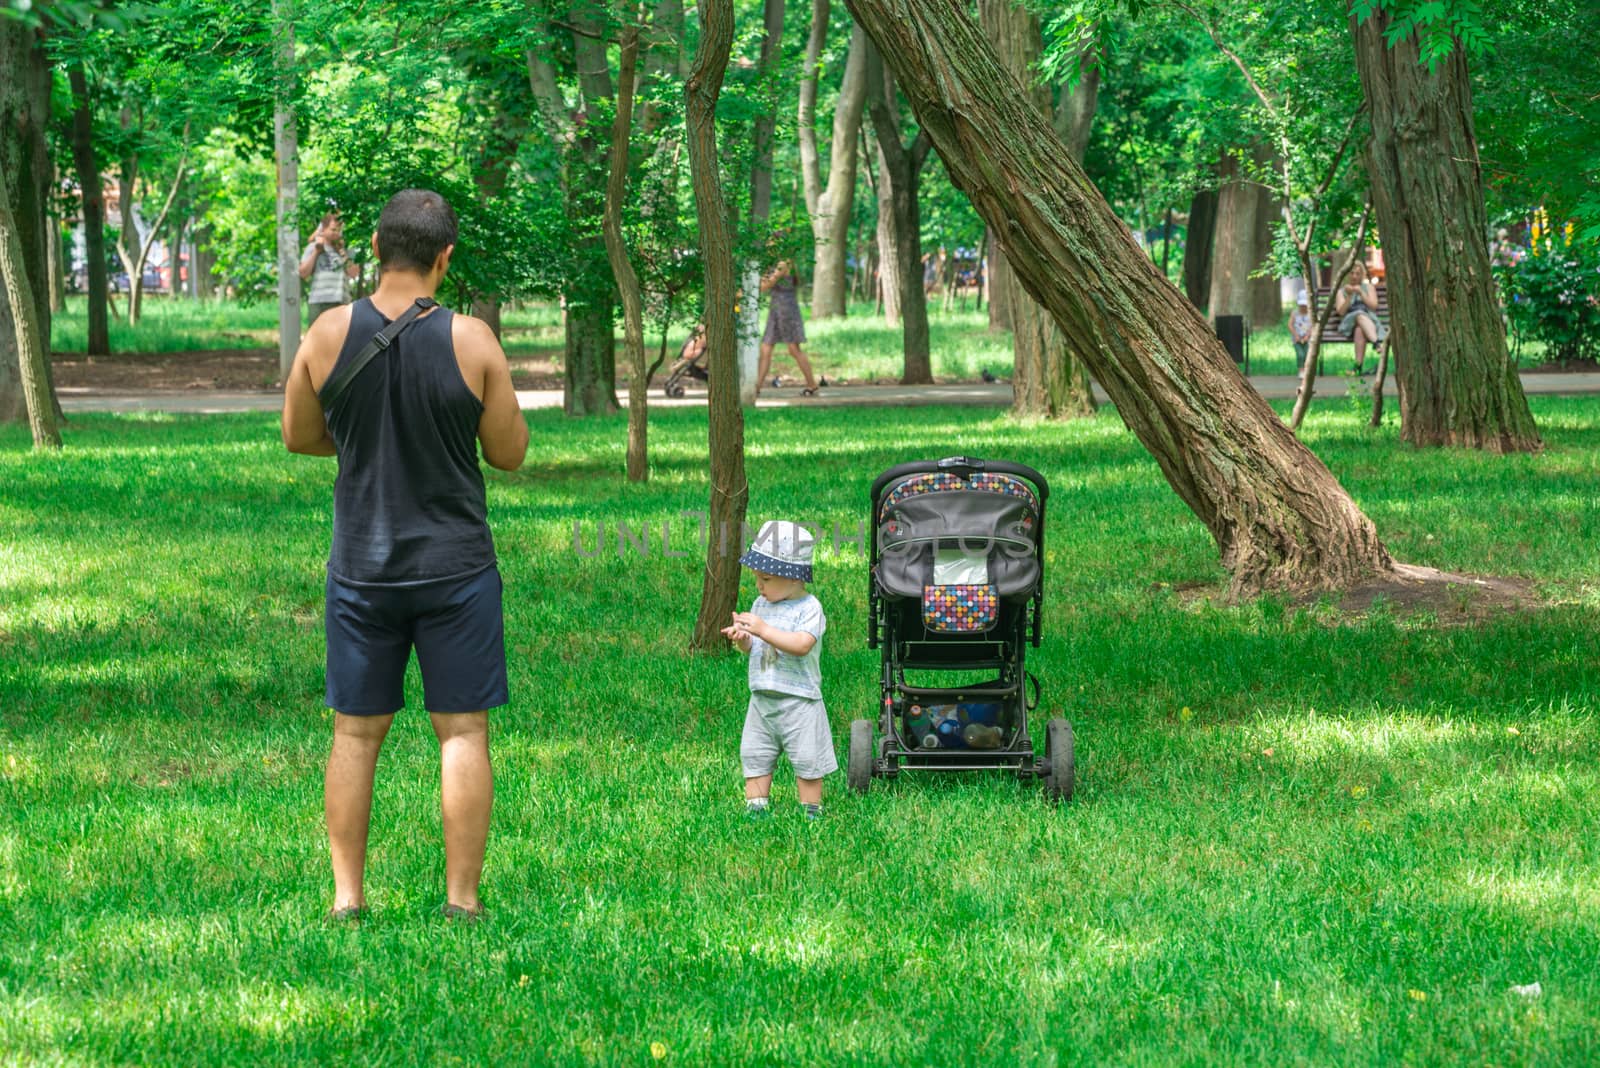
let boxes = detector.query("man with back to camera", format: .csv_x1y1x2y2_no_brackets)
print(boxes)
282,189,529,922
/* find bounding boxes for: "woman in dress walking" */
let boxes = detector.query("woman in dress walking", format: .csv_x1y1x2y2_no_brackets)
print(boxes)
757,259,820,397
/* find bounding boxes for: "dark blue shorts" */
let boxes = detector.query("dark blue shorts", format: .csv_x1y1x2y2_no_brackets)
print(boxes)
325,566,509,716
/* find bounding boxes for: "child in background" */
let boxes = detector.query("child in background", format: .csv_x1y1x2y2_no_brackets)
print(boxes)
722,521,836,820
1291,291,1314,371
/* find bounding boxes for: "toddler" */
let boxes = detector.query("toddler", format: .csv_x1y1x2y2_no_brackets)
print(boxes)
722,520,836,819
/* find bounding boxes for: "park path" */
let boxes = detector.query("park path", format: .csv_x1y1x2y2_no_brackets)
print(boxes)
56,372,1600,415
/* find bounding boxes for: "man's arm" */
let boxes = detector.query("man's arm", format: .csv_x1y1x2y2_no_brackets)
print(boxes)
460,317,529,471
281,322,336,456
297,236,321,282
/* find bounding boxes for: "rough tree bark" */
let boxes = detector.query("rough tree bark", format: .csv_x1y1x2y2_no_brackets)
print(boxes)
865,45,933,384
1182,187,1216,310
1351,9,1539,452
686,0,750,650
1207,150,1260,322
0,169,60,447
982,0,1095,419
604,6,651,482
843,0,1394,594
0,16,54,425
799,15,867,320
874,158,901,325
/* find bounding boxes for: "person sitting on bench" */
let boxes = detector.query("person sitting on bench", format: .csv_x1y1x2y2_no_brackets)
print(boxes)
1336,260,1385,373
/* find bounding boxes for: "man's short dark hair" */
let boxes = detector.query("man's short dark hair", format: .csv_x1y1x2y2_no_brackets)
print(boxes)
376,189,458,273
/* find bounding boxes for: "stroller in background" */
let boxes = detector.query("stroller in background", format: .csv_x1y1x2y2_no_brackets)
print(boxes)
661,325,707,398
848,456,1074,800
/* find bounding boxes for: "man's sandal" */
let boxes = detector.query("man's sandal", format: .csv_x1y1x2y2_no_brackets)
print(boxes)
326,905,367,925
441,903,485,923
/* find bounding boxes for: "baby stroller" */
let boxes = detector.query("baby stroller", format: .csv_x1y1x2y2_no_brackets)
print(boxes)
848,456,1074,801
661,325,707,398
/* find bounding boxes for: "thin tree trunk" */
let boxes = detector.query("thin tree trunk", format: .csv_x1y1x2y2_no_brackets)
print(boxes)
67,66,110,355
843,0,1394,595
1290,208,1371,431
1182,187,1216,310
686,0,749,650
604,7,651,482
0,172,61,447
273,0,300,380
46,204,64,313
800,16,867,319
0,16,54,424
865,49,932,384
1351,8,1539,452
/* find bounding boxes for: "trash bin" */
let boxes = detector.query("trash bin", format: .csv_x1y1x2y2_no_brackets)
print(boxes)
1215,314,1248,373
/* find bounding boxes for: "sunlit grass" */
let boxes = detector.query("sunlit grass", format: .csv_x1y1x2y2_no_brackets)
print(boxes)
3,399,1599,1064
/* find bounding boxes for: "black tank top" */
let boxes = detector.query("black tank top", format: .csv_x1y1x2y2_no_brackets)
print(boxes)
320,297,495,586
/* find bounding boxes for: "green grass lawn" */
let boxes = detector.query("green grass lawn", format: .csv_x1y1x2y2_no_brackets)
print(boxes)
3,400,1598,1065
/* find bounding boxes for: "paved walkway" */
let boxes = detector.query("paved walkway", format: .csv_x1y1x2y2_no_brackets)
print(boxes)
56,371,1600,415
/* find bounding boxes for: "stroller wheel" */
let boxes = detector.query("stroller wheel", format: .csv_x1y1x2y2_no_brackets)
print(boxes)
847,719,873,794
1043,717,1075,803
665,381,686,398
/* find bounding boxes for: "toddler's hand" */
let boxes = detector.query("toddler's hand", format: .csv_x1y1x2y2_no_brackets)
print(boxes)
730,611,763,638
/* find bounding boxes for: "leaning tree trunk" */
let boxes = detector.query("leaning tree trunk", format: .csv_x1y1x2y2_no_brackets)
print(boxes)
0,17,54,425
1351,9,1539,452
0,171,61,447
604,8,651,481
983,0,1095,419
843,0,1394,595
1182,187,1216,310
686,0,749,650
799,14,867,320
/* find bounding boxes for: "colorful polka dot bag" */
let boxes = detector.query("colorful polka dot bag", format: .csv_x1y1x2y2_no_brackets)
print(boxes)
922,583,999,633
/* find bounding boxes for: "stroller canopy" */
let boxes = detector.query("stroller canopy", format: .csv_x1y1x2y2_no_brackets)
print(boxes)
876,471,1041,600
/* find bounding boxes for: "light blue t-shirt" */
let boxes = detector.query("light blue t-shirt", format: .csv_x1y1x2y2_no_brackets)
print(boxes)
748,593,826,700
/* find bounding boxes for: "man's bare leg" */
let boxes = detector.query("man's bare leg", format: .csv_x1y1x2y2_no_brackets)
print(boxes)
432,711,492,912
327,711,394,911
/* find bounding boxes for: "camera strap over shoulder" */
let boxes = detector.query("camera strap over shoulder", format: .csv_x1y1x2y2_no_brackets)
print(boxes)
318,297,439,408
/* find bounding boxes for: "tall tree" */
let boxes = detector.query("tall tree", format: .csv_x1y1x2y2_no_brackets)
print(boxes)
982,0,1095,419
843,0,1394,595
1351,4,1540,452
604,3,652,482
686,0,750,649
799,16,867,319
1181,186,1215,309
864,43,934,385
66,66,110,355
0,14,54,425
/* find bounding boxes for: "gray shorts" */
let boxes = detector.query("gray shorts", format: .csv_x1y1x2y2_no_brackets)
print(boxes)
740,691,838,780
